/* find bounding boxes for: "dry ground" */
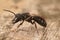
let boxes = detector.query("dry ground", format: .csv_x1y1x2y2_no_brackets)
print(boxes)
0,0,60,40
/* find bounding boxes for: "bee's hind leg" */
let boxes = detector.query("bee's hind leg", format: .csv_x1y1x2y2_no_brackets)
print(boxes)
32,21,39,35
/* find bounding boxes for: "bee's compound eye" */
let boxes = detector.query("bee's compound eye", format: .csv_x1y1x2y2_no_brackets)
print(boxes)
12,18,17,21
12,18,17,24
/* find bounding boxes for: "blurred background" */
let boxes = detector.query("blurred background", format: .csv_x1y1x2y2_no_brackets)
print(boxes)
0,0,60,40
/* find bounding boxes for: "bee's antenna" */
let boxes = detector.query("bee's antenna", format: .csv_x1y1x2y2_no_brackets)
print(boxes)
3,9,16,16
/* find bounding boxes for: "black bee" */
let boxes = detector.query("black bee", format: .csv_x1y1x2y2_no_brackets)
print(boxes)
3,9,47,32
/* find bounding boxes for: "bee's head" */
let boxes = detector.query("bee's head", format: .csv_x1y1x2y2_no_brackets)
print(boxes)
12,13,23,24
3,9,22,24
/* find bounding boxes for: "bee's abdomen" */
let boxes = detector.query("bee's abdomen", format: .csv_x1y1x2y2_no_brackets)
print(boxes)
33,16,47,27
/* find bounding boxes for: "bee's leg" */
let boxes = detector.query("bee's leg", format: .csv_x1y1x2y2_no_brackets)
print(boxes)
16,20,24,32
11,20,24,32
17,20,24,28
32,21,39,35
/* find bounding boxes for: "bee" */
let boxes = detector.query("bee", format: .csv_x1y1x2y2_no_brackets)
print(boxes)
3,9,47,32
